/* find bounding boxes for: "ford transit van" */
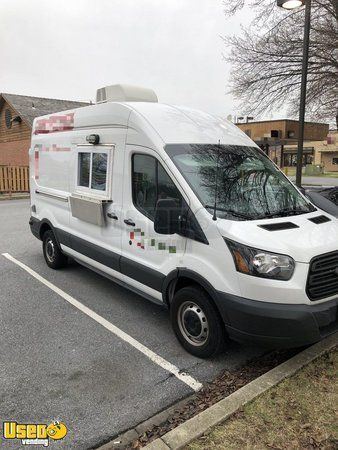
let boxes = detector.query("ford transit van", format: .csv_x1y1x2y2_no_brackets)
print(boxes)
29,85,338,357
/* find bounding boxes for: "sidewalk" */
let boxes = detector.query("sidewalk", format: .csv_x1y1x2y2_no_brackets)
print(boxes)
288,175,338,187
187,348,337,450
0,192,29,201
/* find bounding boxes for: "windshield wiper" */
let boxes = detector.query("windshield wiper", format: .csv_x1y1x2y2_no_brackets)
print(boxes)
256,207,313,220
283,207,311,215
204,205,253,220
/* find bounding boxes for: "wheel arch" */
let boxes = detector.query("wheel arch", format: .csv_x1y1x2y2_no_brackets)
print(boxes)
35,219,65,250
38,219,55,240
162,268,221,312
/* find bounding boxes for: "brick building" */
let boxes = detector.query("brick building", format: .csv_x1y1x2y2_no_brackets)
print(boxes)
0,93,88,166
236,119,331,169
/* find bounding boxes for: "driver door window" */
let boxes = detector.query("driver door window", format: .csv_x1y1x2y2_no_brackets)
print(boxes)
132,154,182,221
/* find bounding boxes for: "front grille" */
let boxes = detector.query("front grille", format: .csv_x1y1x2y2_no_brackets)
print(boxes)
307,251,338,300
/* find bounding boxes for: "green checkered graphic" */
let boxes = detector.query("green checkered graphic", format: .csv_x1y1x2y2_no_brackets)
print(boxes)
130,229,177,254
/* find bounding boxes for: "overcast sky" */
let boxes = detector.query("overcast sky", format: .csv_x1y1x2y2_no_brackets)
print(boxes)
1,0,253,119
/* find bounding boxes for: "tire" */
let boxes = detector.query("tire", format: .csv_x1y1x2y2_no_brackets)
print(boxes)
42,229,68,269
170,286,226,358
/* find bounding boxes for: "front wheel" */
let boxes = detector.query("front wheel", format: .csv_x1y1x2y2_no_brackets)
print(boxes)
42,230,68,269
170,286,226,358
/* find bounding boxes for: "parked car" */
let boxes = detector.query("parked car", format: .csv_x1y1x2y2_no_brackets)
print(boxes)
29,84,338,357
303,187,338,218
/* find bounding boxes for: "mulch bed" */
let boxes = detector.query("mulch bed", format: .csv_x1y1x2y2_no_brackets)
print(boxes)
129,348,300,449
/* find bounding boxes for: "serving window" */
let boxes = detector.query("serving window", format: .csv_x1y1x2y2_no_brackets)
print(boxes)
78,153,91,187
78,151,108,191
75,146,113,199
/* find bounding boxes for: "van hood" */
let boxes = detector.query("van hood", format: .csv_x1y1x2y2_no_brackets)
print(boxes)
217,211,338,263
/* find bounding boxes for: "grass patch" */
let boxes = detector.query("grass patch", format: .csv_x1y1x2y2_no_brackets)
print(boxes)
283,168,338,178
322,172,338,178
187,349,338,450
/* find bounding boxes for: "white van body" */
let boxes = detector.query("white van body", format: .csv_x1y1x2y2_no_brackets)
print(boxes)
29,85,338,357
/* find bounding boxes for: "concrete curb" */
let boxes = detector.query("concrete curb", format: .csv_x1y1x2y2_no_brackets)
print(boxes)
97,396,194,449
145,333,338,450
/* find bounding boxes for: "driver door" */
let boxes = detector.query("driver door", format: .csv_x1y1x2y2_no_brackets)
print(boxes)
120,147,187,300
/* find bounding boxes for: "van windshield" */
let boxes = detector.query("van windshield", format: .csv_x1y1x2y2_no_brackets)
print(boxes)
164,144,315,221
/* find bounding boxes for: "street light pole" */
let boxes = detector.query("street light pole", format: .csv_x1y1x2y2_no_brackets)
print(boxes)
296,0,311,187
277,0,312,187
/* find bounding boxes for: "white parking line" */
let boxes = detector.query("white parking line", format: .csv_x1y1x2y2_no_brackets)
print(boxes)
2,253,202,392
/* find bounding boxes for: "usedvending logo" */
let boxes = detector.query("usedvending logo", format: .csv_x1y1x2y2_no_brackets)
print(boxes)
3,420,67,447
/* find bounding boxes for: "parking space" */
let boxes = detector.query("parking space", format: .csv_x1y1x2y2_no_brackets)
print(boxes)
0,200,264,449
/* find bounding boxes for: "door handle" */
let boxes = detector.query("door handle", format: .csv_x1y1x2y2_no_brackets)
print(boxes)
107,212,118,220
124,219,136,227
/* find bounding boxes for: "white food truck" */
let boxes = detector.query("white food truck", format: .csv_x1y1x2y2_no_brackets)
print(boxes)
29,85,338,357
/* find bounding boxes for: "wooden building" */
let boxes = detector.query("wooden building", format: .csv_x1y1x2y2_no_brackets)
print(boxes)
0,93,88,166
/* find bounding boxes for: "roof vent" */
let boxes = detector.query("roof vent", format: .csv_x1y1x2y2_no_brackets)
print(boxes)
96,84,158,104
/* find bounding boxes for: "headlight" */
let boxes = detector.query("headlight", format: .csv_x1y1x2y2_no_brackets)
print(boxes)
224,238,295,281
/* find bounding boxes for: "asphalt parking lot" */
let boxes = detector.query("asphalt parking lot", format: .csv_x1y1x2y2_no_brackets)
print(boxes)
0,199,264,449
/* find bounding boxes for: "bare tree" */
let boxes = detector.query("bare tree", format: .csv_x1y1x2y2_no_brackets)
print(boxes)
223,0,338,126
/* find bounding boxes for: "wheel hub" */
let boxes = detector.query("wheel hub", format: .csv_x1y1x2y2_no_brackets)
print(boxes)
178,302,209,347
46,238,55,262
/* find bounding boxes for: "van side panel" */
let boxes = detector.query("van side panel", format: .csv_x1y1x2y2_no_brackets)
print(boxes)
29,131,74,237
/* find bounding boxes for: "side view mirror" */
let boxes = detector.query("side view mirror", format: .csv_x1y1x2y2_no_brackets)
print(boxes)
154,198,181,235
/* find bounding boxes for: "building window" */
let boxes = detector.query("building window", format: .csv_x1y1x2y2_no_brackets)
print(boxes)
288,130,295,138
283,153,313,167
333,158,338,165
271,130,279,138
78,152,107,191
245,129,251,137
132,154,182,221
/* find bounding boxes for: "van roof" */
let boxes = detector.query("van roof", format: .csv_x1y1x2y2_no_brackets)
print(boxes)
127,102,254,146
32,101,254,147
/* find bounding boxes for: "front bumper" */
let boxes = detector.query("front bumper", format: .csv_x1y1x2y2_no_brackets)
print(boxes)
215,292,338,348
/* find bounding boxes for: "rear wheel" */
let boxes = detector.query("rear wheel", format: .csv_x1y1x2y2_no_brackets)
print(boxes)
170,286,226,358
42,230,67,269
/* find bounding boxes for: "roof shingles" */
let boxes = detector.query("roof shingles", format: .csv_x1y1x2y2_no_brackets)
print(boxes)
1,93,89,126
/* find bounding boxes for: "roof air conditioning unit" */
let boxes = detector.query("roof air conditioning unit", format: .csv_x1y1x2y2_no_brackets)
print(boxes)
96,84,158,104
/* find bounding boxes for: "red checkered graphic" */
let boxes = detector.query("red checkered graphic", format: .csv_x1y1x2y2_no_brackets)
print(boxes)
34,113,74,135
34,150,39,179
40,145,71,152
